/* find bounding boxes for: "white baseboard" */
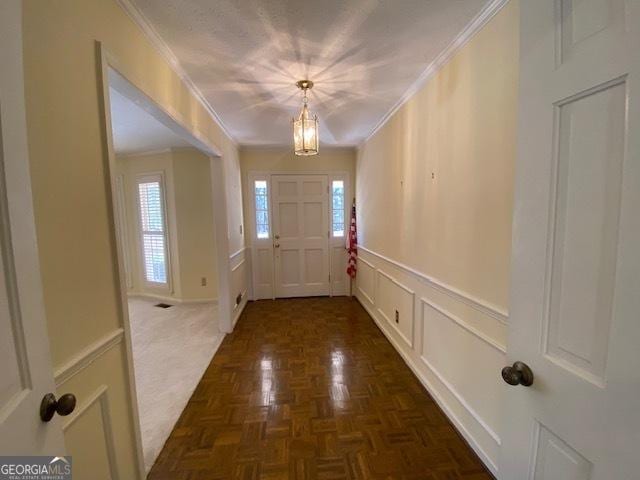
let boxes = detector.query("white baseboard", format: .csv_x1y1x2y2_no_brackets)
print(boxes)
231,290,249,328
127,292,218,305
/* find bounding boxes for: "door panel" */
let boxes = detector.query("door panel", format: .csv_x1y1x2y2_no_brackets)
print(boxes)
278,203,299,237
501,1,640,478
547,79,625,385
0,0,64,454
273,175,329,297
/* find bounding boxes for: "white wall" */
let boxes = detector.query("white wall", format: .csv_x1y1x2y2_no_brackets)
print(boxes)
355,1,519,475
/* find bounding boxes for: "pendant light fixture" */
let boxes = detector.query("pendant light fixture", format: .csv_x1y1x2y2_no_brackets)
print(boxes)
293,80,319,156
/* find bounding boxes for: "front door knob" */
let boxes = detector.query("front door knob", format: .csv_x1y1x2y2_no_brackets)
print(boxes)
502,361,534,387
40,393,76,422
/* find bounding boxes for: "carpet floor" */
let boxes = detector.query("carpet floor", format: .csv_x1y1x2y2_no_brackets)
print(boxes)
128,297,223,472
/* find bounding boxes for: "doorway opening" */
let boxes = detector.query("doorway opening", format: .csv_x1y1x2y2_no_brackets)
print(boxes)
249,172,350,299
102,66,227,474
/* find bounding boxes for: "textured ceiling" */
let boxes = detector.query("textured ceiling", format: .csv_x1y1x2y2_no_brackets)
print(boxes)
110,87,192,155
131,0,489,146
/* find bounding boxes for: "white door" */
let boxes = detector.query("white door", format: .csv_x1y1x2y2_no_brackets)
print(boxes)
501,1,640,479
0,0,66,454
272,175,330,297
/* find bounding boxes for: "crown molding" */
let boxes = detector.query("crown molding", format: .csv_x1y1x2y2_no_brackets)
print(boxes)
116,0,237,146
359,0,511,149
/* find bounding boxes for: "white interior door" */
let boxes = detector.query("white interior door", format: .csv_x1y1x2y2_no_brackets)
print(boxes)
272,175,330,297
0,0,65,454
501,1,640,478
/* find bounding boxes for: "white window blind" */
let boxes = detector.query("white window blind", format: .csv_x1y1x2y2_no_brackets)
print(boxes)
137,178,167,284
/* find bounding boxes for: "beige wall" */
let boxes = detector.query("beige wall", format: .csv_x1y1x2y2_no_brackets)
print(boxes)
22,0,244,477
172,149,219,300
357,4,518,311
115,149,218,302
354,2,518,474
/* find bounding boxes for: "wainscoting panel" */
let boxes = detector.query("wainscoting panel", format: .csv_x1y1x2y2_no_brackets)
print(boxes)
421,299,504,445
376,270,415,348
253,247,274,299
357,257,376,304
56,342,139,479
355,248,507,475
63,385,118,480
330,245,348,296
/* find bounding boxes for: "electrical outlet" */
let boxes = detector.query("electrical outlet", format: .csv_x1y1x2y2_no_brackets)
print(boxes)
201,277,207,286
395,310,399,324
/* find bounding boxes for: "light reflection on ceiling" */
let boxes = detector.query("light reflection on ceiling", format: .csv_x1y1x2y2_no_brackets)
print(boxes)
129,0,491,146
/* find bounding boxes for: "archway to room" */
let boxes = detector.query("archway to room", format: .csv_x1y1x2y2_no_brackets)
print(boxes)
99,64,230,474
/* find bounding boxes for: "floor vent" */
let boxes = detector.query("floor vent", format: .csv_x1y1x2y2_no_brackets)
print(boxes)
155,303,173,309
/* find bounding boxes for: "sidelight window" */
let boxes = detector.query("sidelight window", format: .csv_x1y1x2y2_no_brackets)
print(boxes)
255,180,270,239
332,180,345,237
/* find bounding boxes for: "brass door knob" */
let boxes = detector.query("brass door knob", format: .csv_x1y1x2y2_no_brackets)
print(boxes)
40,393,77,422
502,361,534,387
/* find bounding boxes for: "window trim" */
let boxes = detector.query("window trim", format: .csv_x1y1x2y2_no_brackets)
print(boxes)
135,172,172,291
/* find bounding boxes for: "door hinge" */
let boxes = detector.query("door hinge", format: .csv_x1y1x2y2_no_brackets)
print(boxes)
327,185,329,193
328,273,331,281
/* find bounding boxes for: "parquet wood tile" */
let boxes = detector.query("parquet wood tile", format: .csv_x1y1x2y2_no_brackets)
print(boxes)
147,297,494,480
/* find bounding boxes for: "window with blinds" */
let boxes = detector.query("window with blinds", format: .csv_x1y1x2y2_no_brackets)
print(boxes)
137,177,168,284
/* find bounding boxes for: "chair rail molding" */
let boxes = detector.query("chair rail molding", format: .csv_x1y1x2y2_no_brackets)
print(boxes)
420,297,506,354
358,245,508,324
54,329,124,386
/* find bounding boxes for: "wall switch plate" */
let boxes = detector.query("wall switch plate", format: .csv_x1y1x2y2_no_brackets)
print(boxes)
395,310,399,324
201,277,207,286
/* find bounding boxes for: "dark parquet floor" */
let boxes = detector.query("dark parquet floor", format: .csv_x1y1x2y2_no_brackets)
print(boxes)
147,297,494,480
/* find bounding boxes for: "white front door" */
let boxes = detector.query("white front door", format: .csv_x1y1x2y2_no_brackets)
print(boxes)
272,175,330,297
501,1,640,478
0,0,65,454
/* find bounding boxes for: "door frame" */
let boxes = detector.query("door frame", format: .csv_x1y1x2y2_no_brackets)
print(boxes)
247,170,351,300
96,42,234,477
